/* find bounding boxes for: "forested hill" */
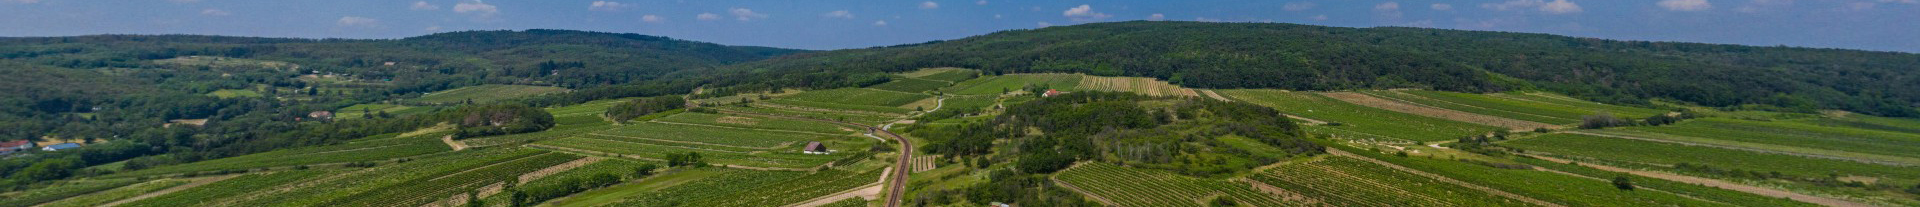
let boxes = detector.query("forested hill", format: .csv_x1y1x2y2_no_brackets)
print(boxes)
0,29,805,149
703,21,1920,117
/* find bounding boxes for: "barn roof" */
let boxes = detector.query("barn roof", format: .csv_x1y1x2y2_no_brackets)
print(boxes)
804,141,828,152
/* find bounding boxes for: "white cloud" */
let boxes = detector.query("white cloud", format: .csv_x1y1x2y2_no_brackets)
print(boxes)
411,1,439,11
1541,0,1583,14
696,13,721,21
823,10,854,19
729,8,767,21
1311,15,1328,21
200,9,230,16
1062,4,1112,22
976,0,987,5
1147,13,1165,21
1481,0,1582,14
589,1,627,11
454,1,499,17
336,16,379,27
2,0,40,4
1376,2,1401,11
920,1,940,9
1283,2,1315,11
1432,3,1454,10
642,15,665,23
1658,0,1712,11
1037,21,1052,27
873,20,888,26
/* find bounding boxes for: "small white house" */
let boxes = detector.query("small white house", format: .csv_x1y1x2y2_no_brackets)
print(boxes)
41,143,80,151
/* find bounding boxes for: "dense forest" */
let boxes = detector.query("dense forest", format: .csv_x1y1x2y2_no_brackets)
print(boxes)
696,21,1920,117
0,30,801,190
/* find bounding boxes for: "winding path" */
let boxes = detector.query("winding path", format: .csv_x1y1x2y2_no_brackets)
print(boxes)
713,110,915,207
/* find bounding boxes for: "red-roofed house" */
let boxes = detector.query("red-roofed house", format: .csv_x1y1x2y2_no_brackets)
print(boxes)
1041,89,1063,97
0,140,33,151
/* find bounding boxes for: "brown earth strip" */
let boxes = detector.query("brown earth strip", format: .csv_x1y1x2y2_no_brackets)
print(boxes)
441,135,467,151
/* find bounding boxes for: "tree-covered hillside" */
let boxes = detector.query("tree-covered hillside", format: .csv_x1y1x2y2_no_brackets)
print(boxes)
702,21,1919,117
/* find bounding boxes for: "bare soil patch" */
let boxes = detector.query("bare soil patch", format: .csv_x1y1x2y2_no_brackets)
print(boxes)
1321,92,1559,131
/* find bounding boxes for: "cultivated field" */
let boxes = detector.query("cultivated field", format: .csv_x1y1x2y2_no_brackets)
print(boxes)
1358,90,1592,124
610,168,883,207
1616,118,1920,160
1505,133,1920,180
867,77,951,93
1219,89,1503,142
1077,75,1200,97
1489,92,1667,118
653,112,858,134
1054,162,1300,207
781,88,932,107
412,84,570,104
108,132,452,178
1322,91,1559,131
943,73,1082,95
1250,156,1534,206
899,68,979,82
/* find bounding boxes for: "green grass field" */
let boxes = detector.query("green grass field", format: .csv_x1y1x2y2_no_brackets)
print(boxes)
206,89,262,98
412,84,570,104
711,105,899,125
598,122,828,149
867,77,951,93
759,99,917,115
1220,89,1503,142
1513,158,1821,207
121,170,332,207
36,179,191,207
218,148,549,206
1324,143,1731,207
332,104,436,120
781,88,932,107
0,179,143,207
943,73,1083,95
1250,156,1533,207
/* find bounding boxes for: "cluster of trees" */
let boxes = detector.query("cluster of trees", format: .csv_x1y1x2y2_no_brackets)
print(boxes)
705,21,1920,117
604,96,685,123
450,104,556,139
664,152,706,167
906,91,1319,177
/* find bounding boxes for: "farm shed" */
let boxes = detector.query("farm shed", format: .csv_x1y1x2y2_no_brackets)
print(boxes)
804,141,831,154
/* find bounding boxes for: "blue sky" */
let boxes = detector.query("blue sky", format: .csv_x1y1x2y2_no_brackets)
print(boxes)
1,0,1916,52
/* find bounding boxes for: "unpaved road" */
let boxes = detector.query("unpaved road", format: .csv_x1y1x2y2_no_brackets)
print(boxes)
1526,155,1871,207
712,110,914,207
441,135,467,151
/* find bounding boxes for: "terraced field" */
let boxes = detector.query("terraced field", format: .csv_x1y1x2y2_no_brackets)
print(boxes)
758,99,918,115
0,178,143,207
1077,75,1199,97
215,148,551,206
320,152,583,207
1055,162,1300,207
412,84,570,104
35,179,191,207
1322,91,1558,131
609,168,882,207
535,135,843,169
711,105,899,125
1505,133,1920,180
1220,89,1503,142
1489,92,1667,118
944,73,1083,95
1250,156,1534,207
782,88,932,107
653,112,858,134
900,68,978,82
109,133,452,178
1358,90,1591,124
1615,118,1920,160
120,170,332,207
1326,145,1731,207
868,77,951,93
599,122,826,149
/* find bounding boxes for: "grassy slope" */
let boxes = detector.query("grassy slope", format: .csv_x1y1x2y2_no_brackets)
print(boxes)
1220,89,1501,142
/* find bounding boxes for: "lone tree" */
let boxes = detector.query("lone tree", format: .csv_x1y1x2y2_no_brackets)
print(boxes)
1612,176,1636,190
